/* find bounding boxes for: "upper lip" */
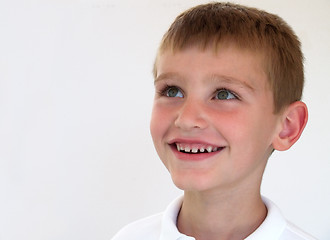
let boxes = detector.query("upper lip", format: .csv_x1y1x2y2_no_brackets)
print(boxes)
168,138,221,147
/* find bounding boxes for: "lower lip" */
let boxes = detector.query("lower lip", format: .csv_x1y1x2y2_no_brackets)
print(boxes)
170,145,223,161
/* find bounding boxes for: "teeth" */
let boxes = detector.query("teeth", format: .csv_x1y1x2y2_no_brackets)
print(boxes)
175,143,221,153
184,146,191,152
206,146,213,153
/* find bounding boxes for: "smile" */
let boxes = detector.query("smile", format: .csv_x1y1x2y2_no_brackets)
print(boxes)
174,142,224,154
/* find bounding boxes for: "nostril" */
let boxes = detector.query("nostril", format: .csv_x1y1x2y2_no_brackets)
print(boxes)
174,112,208,130
173,100,208,130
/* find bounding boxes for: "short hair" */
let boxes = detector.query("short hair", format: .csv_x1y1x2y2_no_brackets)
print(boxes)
153,2,304,113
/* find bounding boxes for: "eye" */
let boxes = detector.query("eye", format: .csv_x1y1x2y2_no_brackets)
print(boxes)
215,89,237,100
165,86,184,98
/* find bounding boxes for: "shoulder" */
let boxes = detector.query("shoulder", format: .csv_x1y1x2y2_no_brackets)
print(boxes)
111,196,184,240
248,197,317,240
111,213,163,240
263,197,317,240
280,221,317,240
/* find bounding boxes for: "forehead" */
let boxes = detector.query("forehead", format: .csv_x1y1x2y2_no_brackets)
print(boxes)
155,45,269,91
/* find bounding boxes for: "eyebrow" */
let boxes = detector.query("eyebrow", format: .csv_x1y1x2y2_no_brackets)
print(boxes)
209,74,256,92
155,72,255,92
154,72,181,84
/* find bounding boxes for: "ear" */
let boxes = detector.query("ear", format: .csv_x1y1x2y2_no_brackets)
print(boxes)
272,101,308,151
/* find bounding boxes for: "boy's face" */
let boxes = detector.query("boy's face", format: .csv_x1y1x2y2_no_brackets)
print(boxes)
150,45,283,193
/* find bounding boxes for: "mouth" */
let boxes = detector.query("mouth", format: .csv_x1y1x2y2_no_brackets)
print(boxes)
171,142,225,154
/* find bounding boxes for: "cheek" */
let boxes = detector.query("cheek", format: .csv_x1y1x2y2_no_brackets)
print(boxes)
150,104,173,170
150,110,159,144
211,108,270,149
150,103,169,145
224,109,277,154
210,109,247,138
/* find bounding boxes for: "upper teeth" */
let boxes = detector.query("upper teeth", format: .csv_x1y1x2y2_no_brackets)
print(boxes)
176,143,220,153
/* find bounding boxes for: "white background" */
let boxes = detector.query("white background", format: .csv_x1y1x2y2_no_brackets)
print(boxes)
0,0,329,239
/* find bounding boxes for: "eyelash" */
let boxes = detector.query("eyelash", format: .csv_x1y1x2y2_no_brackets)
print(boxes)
157,85,239,100
158,84,183,97
213,88,239,100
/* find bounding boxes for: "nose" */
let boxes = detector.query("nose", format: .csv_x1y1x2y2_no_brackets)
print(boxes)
174,98,208,130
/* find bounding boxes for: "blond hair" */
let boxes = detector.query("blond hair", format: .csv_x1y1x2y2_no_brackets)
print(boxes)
153,2,304,113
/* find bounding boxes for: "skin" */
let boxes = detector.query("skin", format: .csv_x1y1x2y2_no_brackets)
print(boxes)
149,45,306,240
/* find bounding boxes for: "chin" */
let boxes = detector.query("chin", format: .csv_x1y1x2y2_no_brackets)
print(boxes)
170,172,215,192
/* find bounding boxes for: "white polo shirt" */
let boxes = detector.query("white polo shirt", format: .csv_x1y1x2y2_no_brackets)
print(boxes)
111,196,316,240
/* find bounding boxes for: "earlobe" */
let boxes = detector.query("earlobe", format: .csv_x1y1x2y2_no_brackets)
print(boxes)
273,101,308,151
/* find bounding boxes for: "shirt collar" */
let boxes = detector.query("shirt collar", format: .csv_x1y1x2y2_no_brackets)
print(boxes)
160,196,194,240
159,195,287,240
246,196,287,240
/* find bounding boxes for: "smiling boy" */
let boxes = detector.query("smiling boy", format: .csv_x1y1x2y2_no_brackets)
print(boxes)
112,2,315,240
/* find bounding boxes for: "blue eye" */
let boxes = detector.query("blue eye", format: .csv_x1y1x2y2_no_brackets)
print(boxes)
166,86,184,98
215,89,237,100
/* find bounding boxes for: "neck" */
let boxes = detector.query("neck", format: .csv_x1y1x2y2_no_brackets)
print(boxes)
177,188,267,240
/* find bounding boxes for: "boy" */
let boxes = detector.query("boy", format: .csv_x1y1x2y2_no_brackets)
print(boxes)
112,2,315,240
